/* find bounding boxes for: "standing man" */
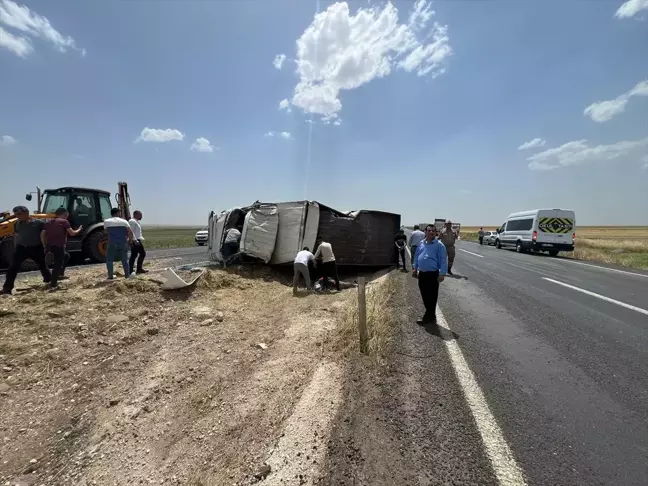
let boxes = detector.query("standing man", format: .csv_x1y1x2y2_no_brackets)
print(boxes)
42,208,83,289
129,210,147,274
104,208,134,280
293,246,314,294
408,225,425,264
314,238,340,292
412,224,447,325
394,228,407,270
478,227,485,245
1,206,51,295
439,219,458,275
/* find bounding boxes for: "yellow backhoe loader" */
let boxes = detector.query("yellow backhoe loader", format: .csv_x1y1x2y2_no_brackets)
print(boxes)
0,182,131,270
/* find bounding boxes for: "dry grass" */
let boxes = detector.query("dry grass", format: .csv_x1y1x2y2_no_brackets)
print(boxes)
573,239,648,270
336,273,398,363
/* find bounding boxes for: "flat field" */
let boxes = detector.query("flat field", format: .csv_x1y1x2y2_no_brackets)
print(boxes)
459,226,648,270
141,226,203,250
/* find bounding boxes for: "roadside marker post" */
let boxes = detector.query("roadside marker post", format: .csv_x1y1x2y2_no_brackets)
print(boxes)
358,277,368,353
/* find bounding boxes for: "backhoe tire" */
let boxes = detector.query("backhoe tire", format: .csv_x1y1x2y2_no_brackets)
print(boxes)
84,230,108,263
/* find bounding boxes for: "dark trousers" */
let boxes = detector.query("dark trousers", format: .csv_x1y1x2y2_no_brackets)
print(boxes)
222,241,239,262
129,240,146,272
320,260,340,291
48,245,67,287
411,245,418,264
3,244,51,292
397,246,406,269
418,270,440,322
478,236,483,245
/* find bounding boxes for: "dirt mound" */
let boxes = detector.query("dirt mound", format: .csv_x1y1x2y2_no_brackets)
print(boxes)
0,263,356,485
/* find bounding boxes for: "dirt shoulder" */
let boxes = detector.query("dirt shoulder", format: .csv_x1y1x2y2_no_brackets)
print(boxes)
318,271,497,486
0,263,352,485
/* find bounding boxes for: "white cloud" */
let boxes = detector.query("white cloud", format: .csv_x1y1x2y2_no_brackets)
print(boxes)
517,138,546,150
278,98,292,113
134,127,185,143
190,137,215,153
584,80,648,122
0,134,17,145
614,0,648,18
273,53,286,70
0,25,30,56
264,131,293,140
527,136,648,171
333,119,342,126
0,0,84,56
283,0,451,118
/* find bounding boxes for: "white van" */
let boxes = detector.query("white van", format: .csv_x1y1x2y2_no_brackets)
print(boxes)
495,209,575,256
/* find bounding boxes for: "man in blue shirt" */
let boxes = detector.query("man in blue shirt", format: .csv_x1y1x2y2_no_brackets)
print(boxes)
408,225,425,264
412,224,447,324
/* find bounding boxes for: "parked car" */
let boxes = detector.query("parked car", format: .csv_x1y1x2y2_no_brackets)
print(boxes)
195,226,208,246
483,231,498,245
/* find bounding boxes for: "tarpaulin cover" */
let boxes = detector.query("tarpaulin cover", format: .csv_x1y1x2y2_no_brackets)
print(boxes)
317,204,401,266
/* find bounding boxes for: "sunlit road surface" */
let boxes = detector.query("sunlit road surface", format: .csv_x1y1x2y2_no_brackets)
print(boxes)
405,233,648,485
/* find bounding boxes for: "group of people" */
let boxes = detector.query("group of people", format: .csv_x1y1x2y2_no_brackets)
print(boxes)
1,206,148,296
292,238,340,294
396,220,460,325
291,220,460,325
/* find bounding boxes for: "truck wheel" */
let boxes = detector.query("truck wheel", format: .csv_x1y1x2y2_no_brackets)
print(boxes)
548,250,559,257
84,230,108,263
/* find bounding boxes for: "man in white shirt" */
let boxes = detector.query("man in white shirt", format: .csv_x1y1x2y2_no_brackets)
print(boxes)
128,210,147,274
314,238,340,291
409,225,425,265
222,227,242,264
293,246,314,294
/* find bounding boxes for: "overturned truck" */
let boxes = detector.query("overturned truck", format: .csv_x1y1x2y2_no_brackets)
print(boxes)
208,201,401,266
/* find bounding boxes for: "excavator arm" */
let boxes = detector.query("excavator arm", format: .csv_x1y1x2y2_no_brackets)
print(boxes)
116,182,131,220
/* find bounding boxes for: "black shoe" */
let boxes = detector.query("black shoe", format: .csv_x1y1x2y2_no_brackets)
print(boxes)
136,269,148,274
59,275,70,280
448,270,454,275
0,289,11,296
417,316,437,325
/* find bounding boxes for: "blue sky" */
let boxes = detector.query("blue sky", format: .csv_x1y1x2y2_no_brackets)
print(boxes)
1,0,647,226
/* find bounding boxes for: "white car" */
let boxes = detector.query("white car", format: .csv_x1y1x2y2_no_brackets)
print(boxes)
195,226,208,246
483,231,498,245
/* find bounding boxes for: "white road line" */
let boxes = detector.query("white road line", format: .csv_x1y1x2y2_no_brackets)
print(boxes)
458,248,484,258
436,308,527,486
559,259,648,279
542,277,648,316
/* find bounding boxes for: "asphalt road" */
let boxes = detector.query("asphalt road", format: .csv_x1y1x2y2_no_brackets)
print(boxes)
403,236,648,486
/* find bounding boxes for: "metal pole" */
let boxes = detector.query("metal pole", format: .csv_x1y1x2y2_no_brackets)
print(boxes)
358,277,368,353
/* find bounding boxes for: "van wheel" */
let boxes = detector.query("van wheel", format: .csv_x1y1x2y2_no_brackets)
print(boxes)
516,241,523,253
496,239,501,249
548,250,559,257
